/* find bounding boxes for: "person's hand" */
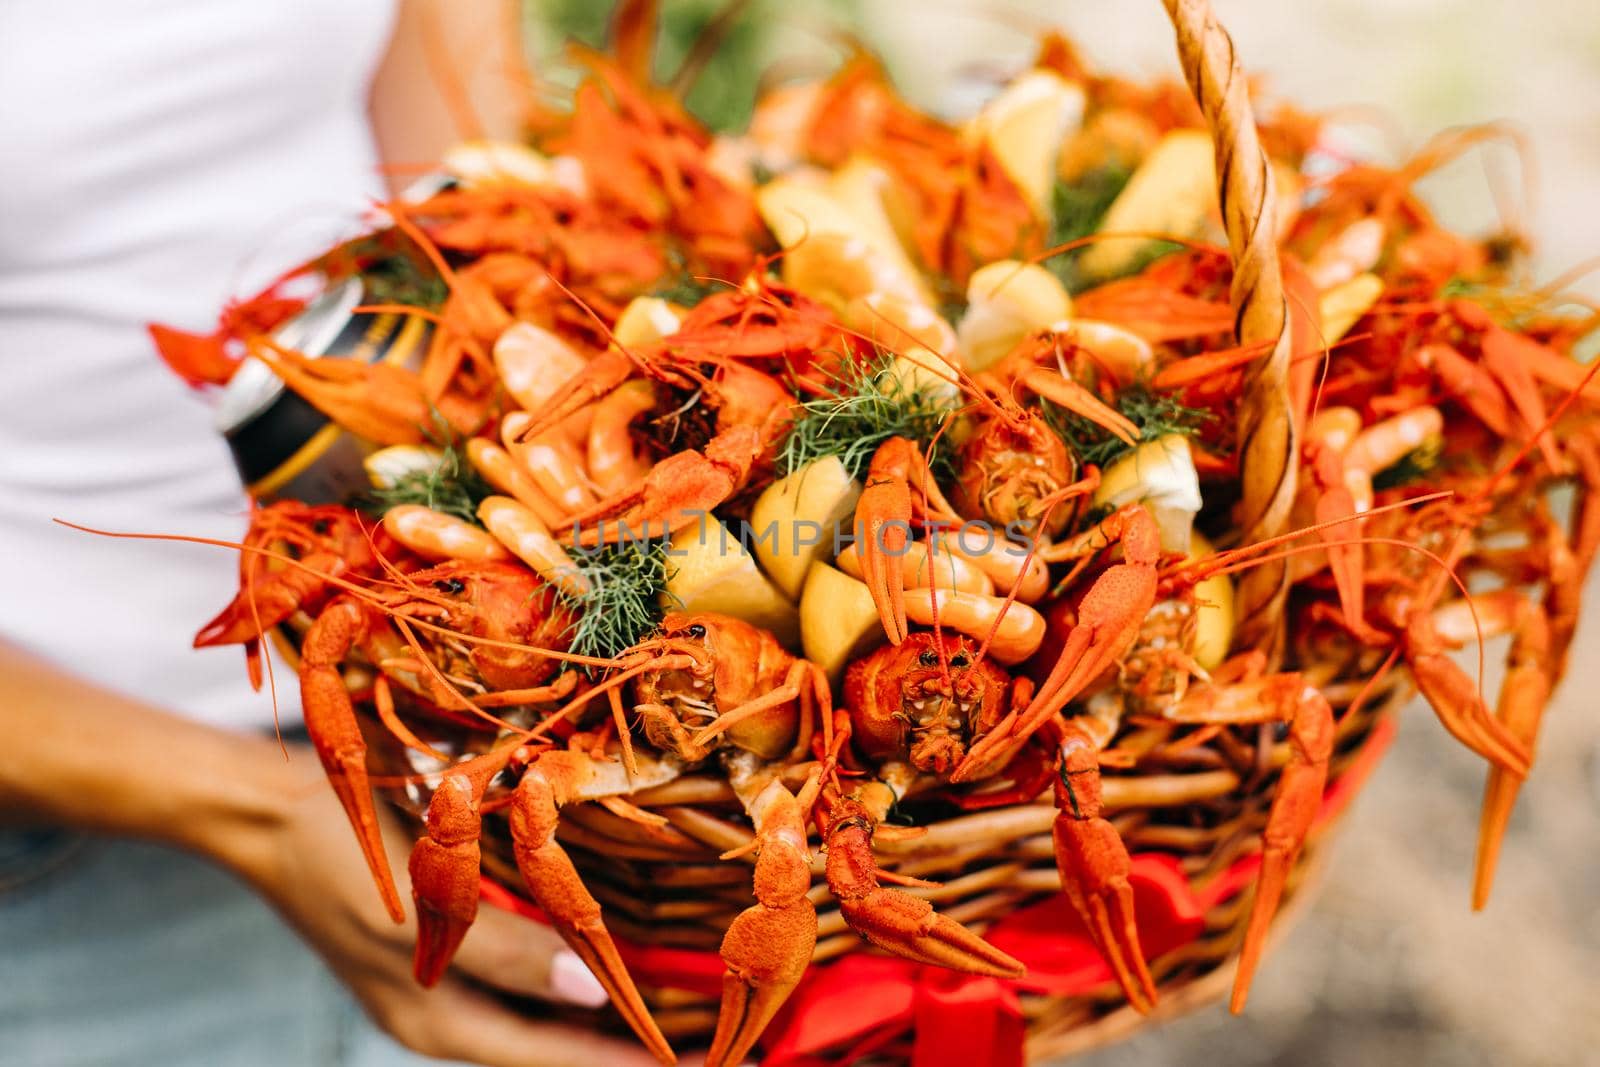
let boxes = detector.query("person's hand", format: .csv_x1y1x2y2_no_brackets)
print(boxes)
0,645,697,1066
222,745,671,1067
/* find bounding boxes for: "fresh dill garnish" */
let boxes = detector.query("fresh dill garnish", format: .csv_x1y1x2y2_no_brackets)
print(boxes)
366,440,493,524
652,271,725,307
1053,166,1132,245
778,352,959,479
1045,165,1132,292
750,159,778,187
328,231,447,309
1044,385,1214,468
650,250,728,307
560,542,677,666
1372,437,1442,491
363,252,448,309
1045,166,1185,289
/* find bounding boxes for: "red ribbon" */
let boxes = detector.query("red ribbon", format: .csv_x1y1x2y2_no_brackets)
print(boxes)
481,715,1398,1066
758,853,1204,1067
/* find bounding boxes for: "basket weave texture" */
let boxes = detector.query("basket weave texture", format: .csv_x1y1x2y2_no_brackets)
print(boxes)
358,1,1407,1061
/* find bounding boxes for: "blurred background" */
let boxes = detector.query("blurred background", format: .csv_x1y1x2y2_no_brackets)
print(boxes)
527,1,1600,1063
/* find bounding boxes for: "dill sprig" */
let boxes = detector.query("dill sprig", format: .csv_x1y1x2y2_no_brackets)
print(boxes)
778,353,959,479
1044,385,1214,468
561,542,677,666
363,252,448,309
650,250,728,307
1045,165,1132,292
1045,166,1185,290
366,440,493,524
1372,437,1442,491
328,230,447,309
652,271,725,308
1053,166,1131,245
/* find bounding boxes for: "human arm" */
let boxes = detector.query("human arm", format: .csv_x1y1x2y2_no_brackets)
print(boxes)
0,641,664,1067
368,0,538,190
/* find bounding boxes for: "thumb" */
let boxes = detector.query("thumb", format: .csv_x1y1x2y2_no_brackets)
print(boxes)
450,901,609,1008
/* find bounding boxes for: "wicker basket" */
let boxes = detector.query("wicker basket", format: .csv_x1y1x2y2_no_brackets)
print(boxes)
342,2,1417,1062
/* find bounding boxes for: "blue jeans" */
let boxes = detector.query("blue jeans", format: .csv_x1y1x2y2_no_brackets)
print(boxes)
0,830,456,1067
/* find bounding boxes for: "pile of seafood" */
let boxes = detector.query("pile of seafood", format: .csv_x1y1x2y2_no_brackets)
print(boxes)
139,9,1599,1066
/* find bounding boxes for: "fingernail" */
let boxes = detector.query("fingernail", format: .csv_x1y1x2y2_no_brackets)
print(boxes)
549,949,610,1008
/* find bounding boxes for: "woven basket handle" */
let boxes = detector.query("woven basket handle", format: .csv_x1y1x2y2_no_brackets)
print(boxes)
1162,0,1295,658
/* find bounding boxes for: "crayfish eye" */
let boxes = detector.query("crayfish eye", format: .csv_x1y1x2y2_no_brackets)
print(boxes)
311,519,330,535
687,623,707,638
433,578,466,595
918,649,938,667
950,654,969,667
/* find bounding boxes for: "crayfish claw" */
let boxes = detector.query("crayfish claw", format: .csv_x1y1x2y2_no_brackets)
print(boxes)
842,887,1025,977
509,764,676,1065
706,886,815,1067
562,915,676,1066
408,774,484,987
1472,608,1552,911
824,798,1023,978
708,780,818,1067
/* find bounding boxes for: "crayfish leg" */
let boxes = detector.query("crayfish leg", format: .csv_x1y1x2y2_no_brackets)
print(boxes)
301,601,405,924
1405,611,1532,776
1051,731,1157,1014
1217,684,1334,1012
1472,607,1551,911
1017,367,1138,445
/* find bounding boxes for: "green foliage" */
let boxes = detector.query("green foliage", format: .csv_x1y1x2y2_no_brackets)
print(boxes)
561,541,676,665
362,250,448,309
365,439,494,525
533,0,777,134
1371,437,1442,491
656,0,764,133
1044,165,1130,292
651,251,728,306
1052,166,1131,246
1044,385,1214,468
1043,166,1186,290
535,0,610,52
778,353,958,479
314,230,447,309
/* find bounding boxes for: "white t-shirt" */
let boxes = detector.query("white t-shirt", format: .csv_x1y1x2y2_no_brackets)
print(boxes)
0,0,396,730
